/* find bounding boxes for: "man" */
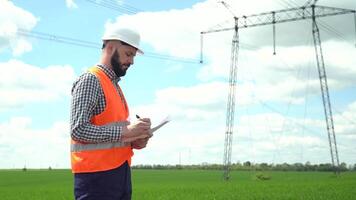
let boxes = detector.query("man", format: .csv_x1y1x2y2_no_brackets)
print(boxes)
70,27,151,200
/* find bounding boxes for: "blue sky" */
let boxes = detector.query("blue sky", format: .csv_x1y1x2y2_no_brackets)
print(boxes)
0,0,355,169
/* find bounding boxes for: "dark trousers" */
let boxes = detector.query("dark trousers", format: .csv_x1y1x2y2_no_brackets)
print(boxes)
74,162,132,200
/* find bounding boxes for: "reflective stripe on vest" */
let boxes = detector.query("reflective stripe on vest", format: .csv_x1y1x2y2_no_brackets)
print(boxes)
71,141,129,152
71,66,132,173
71,121,129,152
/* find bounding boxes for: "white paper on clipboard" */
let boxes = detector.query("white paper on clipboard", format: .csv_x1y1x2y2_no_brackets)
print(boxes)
151,116,170,133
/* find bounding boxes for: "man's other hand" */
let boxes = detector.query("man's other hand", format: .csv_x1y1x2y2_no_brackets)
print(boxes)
121,118,152,142
131,138,150,149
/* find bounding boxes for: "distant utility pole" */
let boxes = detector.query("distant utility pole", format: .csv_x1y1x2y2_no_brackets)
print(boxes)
200,1,356,180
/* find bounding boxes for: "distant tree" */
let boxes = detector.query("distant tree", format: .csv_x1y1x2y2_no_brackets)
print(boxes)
132,162,355,171
293,163,304,171
231,163,241,170
339,162,348,171
318,163,333,171
280,163,290,171
243,161,251,167
22,166,27,172
48,166,52,171
348,164,353,171
259,163,269,170
176,164,183,170
305,161,312,171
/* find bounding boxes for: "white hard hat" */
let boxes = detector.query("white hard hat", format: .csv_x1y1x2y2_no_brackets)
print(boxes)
102,27,144,54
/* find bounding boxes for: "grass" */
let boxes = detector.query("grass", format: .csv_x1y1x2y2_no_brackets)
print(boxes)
132,170,356,200
0,169,72,200
0,169,355,199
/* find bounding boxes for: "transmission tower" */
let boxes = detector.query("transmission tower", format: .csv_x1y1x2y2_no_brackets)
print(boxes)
201,1,356,180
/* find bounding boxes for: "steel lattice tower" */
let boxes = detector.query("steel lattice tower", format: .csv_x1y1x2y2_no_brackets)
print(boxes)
223,17,239,180
311,5,340,173
201,1,355,180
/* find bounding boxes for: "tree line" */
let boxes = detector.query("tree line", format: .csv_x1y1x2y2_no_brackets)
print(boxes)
132,161,356,172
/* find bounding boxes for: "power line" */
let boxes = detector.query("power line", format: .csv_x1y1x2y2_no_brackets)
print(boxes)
202,2,355,178
267,35,314,161
278,0,296,9
318,20,351,43
20,0,201,64
257,100,324,136
88,0,201,64
18,29,200,64
18,29,99,49
105,0,142,12
280,0,351,43
143,52,199,64
84,0,141,14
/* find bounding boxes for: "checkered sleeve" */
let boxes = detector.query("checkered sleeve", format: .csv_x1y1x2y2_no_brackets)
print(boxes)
70,72,122,143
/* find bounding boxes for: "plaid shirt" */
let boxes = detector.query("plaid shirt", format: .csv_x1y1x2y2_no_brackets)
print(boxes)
70,64,126,143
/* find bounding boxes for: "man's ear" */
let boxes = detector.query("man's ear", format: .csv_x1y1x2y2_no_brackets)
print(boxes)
106,41,121,56
105,42,115,56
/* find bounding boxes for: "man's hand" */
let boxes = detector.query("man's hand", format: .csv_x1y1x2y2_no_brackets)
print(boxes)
121,118,152,143
131,138,150,149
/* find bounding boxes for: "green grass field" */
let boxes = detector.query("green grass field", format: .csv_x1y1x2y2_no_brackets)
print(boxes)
0,169,355,200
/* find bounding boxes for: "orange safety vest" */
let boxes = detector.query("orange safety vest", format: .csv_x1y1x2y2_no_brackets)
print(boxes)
71,66,133,173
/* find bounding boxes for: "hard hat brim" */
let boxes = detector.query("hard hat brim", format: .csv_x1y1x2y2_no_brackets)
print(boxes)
102,38,144,55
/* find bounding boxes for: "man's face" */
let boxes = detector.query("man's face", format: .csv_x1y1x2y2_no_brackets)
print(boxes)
110,44,137,77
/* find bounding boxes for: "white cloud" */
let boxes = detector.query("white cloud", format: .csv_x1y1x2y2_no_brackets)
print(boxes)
104,0,234,58
65,0,78,9
130,103,353,165
104,0,356,57
334,101,356,135
129,84,356,165
156,82,226,108
0,60,76,110
0,117,70,168
106,0,356,106
2,0,354,168
98,0,356,165
0,0,38,55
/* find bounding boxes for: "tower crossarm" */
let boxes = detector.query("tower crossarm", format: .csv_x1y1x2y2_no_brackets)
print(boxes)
303,0,318,7
202,5,355,34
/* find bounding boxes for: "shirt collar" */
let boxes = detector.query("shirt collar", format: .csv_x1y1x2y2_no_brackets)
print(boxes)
97,64,121,82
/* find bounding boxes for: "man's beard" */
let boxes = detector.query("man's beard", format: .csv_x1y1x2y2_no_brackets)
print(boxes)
111,50,127,77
